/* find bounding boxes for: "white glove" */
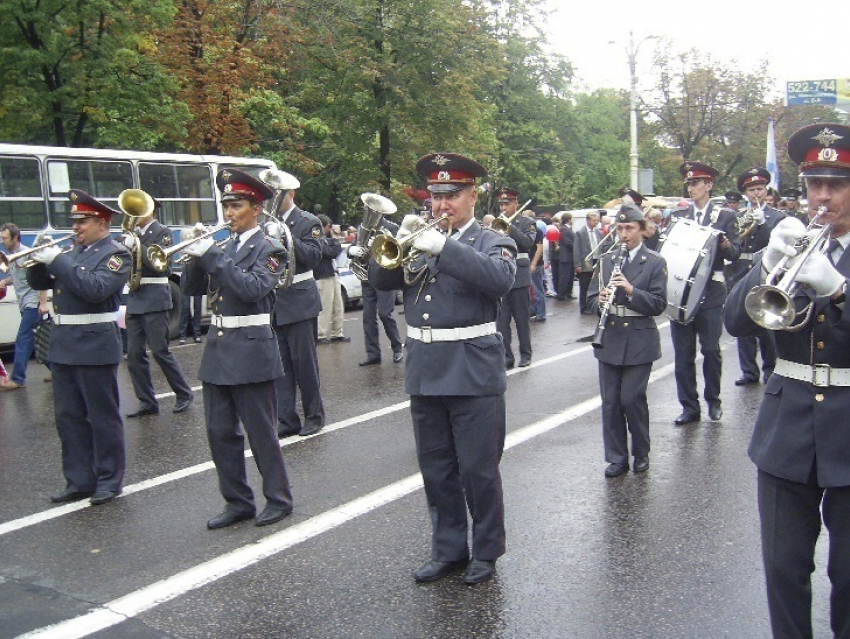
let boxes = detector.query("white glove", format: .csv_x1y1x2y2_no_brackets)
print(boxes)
179,227,195,242
412,228,447,256
264,220,282,240
763,217,806,272
794,252,845,297
348,245,368,259
122,233,139,251
751,207,766,225
31,245,63,265
182,237,214,258
397,214,421,242
193,222,207,235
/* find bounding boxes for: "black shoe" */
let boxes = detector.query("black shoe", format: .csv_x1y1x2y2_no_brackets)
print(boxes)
393,350,404,363
50,488,94,503
708,404,723,421
604,462,629,478
674,412,700,425
359,358,381,366
505,361,515,370
464,559,496,585
518,358,531,367
90,490,121,505
331,336,351,343
413,559,468,583
207,509,255,530
255,505,292,527
194,337,202,343
734,377,758,386
299,421,324,437
317,337,331,345
633,457,649,473
173,397,193,414
126,405,159,418
277,424,301,438
580,309,593,315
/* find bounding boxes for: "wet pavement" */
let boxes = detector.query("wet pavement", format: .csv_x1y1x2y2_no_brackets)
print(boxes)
0,297,834,638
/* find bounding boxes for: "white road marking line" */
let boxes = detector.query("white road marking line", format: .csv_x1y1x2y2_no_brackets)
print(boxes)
20,361,677,639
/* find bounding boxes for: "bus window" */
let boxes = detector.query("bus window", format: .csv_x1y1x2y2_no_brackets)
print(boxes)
139,163,217,226
0,157,48,230
47,160,133,228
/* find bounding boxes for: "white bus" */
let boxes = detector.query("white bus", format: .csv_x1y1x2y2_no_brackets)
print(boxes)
0,143,277,349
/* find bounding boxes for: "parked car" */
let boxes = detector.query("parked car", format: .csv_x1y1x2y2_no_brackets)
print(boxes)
336,248,362,310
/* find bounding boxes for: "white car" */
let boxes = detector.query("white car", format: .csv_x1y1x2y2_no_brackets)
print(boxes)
336,249,362,310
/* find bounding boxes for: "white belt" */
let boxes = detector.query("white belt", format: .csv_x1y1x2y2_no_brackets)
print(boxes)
739,253,755,261
516,252,529,260
54,312,119,326
407,322,497,343
292,272,314,284
610,304,643,317
711,271,725,283
139,277,169,285
774,358,850,388
210,313,271,329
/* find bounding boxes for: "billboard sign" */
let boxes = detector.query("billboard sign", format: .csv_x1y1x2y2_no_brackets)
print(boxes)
786,79,850,108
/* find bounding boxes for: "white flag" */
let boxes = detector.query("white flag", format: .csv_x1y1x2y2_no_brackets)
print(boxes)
766,118,779,191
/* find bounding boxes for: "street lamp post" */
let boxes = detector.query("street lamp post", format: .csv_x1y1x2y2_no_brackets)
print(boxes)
621,31,657,191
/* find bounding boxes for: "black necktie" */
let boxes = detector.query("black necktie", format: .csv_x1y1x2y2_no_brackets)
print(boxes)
229,236,240,257
828,238,841,265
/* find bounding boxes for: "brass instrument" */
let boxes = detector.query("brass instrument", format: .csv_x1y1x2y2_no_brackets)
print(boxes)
351,193,397,281
491,199,533,235
591,242,628,349
736,199,764,241
118,189,156,290
0,233,76,272
259,212,295,290
370,214,450,270
147,222,233,272
173,237,230,265
744,206,832,331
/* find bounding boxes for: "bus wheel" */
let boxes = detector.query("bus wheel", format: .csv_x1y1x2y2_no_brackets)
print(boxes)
168,281,183,340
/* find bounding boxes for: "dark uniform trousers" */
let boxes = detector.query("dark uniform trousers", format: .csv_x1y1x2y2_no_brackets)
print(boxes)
362,280,402,361
127,311,193,408
670,204,740,416
598,363,652,463
497,216,536,365
275,318,324,431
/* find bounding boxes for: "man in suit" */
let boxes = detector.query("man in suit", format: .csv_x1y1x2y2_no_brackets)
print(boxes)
574,210,604,314
726,167,786,386
28,190,130,506
669,161,741,424
260,169,326,438
782,187,807,223
181,168,293,530
494,187,536,368
123,198,194,417
368,153,516,586
556,212,575,299
724,122,850,638
588,204,667,477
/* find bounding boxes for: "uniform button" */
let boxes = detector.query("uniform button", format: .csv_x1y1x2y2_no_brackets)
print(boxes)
423,313,430,320
623,322,629,327
56,289,61,294
815,393,825,402
425,295,432,302
220,295,224,301
218,331,224,337
817,314,826,323
817,341,825,350
609,321,615,326
430,278,436,283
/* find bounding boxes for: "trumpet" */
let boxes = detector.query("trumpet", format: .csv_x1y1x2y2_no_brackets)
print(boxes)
491,199,533,235
591,242,628,349
148,222,233,272
744,206,832,331
1,233,76,272
173,237,230,265
370,214,450,270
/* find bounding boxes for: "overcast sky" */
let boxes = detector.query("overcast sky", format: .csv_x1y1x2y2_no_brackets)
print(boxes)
544,0,848,99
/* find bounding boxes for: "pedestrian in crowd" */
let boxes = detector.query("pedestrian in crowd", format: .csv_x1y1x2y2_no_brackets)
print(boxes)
574,210,604,314
28,190,130,506
315,214,348,344
724,190,744,211
481,213,495,229
546,216,560,295
669,161,740,424
178,287,203,344
0,223,51,390
642,208,663,251
181,168,293,530
527,208,546,321
495,188,536,368
727,167,785,386
368,152,516,585
588,203,667,477
261,169,326,438
123,200,194,418
725,122,850,639
556,211,575,300
782,187,807,223
0,282,10,381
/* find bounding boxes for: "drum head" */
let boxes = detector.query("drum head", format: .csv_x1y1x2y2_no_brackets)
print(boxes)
658,218,718,324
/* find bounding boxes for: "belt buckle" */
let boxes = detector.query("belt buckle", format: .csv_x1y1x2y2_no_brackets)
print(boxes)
813,364,831,388
212,315,223,328
420,326,433,344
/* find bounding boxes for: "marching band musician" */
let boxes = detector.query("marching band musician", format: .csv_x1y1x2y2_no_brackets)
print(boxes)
727,167,786,387
669,161,740,424
587,204,667,477
181,169,293,529
123,199,194,418
27,190,130,506
262,170,326,438
368,153,516,585
494,187,536,368
724,123,850,638
782,187,807,223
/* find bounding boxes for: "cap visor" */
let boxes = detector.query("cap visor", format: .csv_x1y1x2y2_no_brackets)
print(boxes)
428,183,465,194
801,167,850,179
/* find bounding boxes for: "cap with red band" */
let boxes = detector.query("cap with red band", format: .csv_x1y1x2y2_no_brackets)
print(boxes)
216,168,275,202
736,166,771,192
679,161,718,183
68,189,120,221
788,124,850,179
416,153,487,194
496,187,519,202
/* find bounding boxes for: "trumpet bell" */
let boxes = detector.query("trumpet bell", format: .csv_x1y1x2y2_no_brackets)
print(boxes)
744,285,797,330
370,234,404,270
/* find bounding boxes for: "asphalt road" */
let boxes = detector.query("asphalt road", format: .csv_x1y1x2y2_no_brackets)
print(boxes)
0,297,834,638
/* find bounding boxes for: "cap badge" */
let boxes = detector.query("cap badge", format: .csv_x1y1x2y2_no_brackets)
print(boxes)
437,170,451,182
432,155,450,166
683,163,693,173
224,184,233,192
813,128,843,148
70,192,78,201
818,148,839,163
221,169,232,181
748,168,758,175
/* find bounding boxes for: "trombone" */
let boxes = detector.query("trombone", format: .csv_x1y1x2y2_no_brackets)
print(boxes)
147,222,233,272
0,233,76,272
744,206,832,331
370,214,450,270
491,199,533,235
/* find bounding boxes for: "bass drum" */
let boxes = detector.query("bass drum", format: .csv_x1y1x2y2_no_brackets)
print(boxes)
658,217,719,324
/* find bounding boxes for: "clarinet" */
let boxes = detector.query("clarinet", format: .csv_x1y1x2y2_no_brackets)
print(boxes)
591,242,628,349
